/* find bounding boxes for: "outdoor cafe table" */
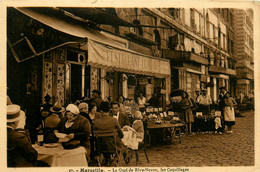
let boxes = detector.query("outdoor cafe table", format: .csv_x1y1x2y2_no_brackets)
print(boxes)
146,121,186,144
32,143,88,167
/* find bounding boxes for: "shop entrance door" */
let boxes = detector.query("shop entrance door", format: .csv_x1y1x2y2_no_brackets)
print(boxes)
70,63,82,103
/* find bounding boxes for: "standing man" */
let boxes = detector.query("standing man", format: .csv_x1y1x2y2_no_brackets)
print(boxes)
90,90,103,112
218,87,227,132
110,102,130,128
197,89,212,116
195,89,201,103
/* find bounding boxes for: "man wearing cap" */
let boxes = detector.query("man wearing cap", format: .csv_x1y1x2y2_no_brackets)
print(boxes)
90,90,103,112
195,89,200,103
7,104,38,167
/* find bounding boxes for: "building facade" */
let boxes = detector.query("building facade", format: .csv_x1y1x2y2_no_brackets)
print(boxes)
7,7,252,109
233,9,254,96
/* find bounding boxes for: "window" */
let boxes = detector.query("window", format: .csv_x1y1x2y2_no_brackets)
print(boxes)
190,9,195,30
169,8,181,20
154,30,161,49
133,19,143,36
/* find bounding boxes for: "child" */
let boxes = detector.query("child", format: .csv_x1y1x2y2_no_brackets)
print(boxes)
214,111,223,134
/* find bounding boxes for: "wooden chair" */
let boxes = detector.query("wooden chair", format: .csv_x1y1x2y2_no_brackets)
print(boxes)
93,129,121,167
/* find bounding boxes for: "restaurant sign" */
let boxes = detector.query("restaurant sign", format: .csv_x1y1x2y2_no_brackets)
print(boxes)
88,40,171,77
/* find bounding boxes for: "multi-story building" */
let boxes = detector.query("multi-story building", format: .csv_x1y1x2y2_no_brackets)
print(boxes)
148,8,237,101
8,7,246,109
234,9,254,96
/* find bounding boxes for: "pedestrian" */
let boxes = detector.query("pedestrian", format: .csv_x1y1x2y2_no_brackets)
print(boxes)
197,89,212,116
223,92,237,133
217,87,227,133
180,92,194,134
195,89,200,103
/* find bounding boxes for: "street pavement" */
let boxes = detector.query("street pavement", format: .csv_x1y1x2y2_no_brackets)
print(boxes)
126,110,254,167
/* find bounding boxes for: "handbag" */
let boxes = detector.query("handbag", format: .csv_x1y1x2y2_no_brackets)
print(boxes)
62,140,81,149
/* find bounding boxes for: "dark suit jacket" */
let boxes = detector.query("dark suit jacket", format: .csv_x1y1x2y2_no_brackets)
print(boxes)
110,112,130,128
93,114,124,151
7,127,38,167
58,114,91,148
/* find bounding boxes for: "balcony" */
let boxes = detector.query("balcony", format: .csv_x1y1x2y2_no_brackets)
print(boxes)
209,65,236,76
162,49,208,65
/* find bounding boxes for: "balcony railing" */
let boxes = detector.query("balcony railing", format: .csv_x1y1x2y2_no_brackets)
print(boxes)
162,49,208,65
209,65,236,76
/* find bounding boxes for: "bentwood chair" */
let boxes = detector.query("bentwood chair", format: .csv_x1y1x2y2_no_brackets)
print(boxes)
93,129,121,167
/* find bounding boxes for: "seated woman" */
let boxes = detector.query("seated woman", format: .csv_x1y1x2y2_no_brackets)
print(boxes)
121,111,144,150
57,104,91,160
132,111,144,142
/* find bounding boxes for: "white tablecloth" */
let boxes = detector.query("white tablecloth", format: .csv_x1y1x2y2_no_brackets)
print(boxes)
32,144,88,167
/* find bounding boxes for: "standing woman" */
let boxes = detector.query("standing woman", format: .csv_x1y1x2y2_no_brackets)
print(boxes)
223,92,237,133
117,95,126,114
180,92,194,134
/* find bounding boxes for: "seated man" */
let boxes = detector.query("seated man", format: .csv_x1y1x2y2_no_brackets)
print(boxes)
7,104,38,167
110,102,130,128
93,101,125,165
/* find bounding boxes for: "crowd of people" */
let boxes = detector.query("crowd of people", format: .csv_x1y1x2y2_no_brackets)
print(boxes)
7,90,148,167
6,87,242,167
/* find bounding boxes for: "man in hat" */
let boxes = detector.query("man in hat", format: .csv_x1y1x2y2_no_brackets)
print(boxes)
195,89,201,103
7,104,38,167
44,102,65,143
90,90,103,112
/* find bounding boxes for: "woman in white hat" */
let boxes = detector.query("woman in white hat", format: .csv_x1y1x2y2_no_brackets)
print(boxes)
57,104,91,160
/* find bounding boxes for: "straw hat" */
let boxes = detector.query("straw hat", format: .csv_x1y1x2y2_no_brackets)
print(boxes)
7,104,22,123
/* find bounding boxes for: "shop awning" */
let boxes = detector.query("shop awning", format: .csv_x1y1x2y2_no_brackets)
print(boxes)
15,7,170,77
88,40,171,77
15,7,124,48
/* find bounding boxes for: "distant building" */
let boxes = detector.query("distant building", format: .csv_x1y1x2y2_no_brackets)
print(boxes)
234,9,254,96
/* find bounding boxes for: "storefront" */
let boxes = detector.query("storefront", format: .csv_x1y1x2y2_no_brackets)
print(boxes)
8,7,171,107
88,40,171,104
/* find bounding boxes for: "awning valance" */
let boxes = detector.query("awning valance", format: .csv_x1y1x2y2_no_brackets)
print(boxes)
88,40,171,77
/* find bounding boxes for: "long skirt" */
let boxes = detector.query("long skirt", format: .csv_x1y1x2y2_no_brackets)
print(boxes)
184,108,194,123
224,106,235,126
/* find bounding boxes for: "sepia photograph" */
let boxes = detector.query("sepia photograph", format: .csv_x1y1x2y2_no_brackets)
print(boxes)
1,1,259,171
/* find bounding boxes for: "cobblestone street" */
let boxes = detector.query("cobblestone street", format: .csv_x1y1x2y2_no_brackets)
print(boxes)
127,110,254,167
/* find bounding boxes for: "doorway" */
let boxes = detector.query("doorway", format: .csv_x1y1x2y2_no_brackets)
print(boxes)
70,63,82,103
